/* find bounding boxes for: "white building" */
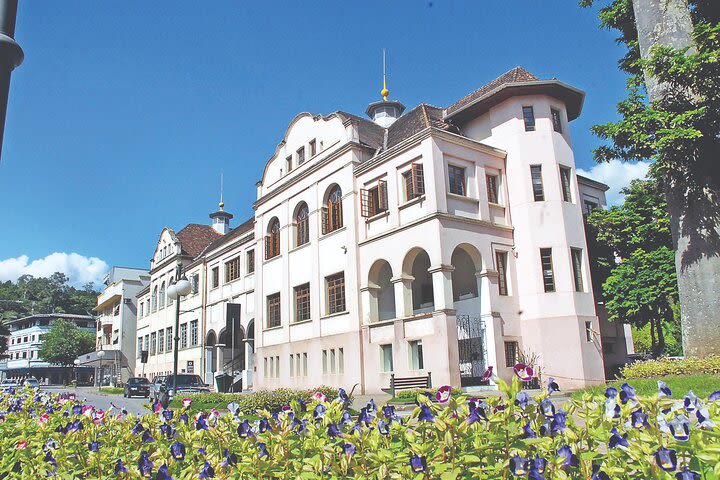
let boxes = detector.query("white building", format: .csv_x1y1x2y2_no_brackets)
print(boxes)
89,267,149,384
136,66,629,393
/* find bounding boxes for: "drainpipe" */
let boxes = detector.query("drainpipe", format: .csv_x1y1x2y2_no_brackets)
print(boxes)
0,0,23,160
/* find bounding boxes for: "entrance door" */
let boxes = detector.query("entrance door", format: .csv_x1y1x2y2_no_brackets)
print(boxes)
456,314,487,386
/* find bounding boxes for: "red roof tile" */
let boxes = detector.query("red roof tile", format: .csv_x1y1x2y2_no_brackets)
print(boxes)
175,224,222,257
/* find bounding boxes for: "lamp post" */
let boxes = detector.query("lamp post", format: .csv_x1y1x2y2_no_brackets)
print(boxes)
96,350,105,392
166,263,192,401
73,359,79,386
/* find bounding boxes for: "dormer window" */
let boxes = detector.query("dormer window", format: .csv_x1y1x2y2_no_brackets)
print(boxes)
297,146,305,165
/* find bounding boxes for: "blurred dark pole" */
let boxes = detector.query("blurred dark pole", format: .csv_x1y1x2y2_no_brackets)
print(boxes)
0,0,23,161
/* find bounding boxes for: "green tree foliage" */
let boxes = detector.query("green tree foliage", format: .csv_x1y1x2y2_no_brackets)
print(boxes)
588,179,680,357
0,274,99,321
38,319,95,367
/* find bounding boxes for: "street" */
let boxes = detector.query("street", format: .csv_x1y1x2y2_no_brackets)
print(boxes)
43,386,150,416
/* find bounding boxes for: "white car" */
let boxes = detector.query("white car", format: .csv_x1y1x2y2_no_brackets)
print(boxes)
24,377,40,388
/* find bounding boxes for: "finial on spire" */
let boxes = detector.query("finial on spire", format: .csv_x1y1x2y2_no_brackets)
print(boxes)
381,49,389,101
219,172,224,210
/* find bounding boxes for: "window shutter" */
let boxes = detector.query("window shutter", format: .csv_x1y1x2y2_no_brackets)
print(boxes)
265,235,270,260
321,206,329,235
360,188,370,218
412,163,425,196
378,180,388,211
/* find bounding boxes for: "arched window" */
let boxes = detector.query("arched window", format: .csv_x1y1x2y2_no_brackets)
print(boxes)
159,282,166,309
167,276,174,305
265,218,280,259
322,186,343,234
295,202,309,246
151,286,158,312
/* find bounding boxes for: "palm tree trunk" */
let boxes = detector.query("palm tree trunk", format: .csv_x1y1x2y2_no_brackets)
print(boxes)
632,0,720,357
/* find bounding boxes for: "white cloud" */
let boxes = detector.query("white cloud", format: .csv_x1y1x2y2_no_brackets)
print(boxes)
0,252,109,287
577,160,651,206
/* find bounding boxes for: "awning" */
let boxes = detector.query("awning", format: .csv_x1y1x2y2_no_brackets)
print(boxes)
93,293,122,312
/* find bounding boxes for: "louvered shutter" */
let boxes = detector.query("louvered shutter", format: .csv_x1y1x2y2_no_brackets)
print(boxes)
265,235,270,260
360,189,370,218
378,180,388,212
321,206,329,234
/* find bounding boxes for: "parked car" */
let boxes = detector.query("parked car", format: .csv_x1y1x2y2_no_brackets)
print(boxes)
1,379,18,391
123,377,151,398
149,375,166,401
24,377,40,388
152,374,210,402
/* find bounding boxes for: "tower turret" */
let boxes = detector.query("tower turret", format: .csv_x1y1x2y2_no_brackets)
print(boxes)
366,49,404,128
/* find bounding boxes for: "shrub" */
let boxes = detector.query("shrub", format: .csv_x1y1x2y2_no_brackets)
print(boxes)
621,355,720,379
391,387,463,402
169,385,348,413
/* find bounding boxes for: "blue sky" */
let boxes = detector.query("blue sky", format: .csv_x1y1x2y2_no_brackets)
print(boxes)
0,1,645,286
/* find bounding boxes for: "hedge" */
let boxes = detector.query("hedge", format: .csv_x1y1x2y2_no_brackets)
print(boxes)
168,385,350,413
621,355,720,379
390,387,463,403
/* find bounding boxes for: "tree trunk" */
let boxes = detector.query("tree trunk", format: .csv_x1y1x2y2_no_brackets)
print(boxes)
655,316,666,358
649,319,657,356
632,0,720,357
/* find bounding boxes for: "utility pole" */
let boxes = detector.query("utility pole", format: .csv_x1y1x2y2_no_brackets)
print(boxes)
0,0,23,160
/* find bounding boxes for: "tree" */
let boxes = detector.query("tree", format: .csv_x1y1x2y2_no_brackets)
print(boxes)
588,178,680,356
581,0,720,356
38,319,95,375
0,274,99,320
0,320,9,359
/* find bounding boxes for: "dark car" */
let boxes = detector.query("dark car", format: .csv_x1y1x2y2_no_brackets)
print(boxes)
153,374,210,402
124,377,151,398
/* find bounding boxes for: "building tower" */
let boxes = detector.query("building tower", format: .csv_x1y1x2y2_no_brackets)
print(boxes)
366,49,405,128
209,174,233,234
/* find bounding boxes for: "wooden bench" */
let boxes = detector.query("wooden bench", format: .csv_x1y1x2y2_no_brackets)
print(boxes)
387,372,432,398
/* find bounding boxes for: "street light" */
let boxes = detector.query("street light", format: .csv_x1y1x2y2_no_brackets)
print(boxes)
73,359,79,386
166,264,192,404
96,350,105,392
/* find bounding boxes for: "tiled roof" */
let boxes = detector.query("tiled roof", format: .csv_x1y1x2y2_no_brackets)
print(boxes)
199,216,255,257
446,66,540,116
175,224,222,257
386,104,459,149
336,111,385,150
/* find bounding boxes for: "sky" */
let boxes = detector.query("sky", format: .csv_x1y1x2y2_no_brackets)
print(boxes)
0,1,649,287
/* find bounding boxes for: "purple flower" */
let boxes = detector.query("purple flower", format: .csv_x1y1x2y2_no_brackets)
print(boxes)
658,381,672,398
591,464,610,480
257,442,270,459
160,423,175,440
258,417,272,433
142,429,155,443
532,457,547,476
436,385,452,403
313,404,326,421
366,399,377,414
162,410,174,421
708,391,720,402
340,410,353,425
605,386,618,398
221,449,237,467
195,416,208,431
619,383,636,404
327,423,342,437
342,443,356,456
604,398,620,419
546,377,560,394
513,363,534,382
382,405,396,420
156,464,174,480
378,420,390,435
522,422,537,439
72,405,82,415
138,451,153,478
170,441,185,461
675,468,701,480
631,408,649,428
467,403,486,425
199,462,215,479
557,445,579,468
669,414,691,441
132,422,145,435
179,413,189,424
198,448,206,456
684,391,699,413
481,366,494,382
655,447,677,472
696,408,715,429
418,405,434,422
410,454,427,473
539,398,555,418
515,391,531,408
44,451,57,468
551,410,567,435
528,471,546,480
237,419,253,438
88,441,101,453
114,459,128,474
337,388,350,405
608,427,629,448
509,456,529,476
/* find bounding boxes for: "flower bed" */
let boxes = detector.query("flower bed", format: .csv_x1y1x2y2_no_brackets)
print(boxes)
0,369,719,478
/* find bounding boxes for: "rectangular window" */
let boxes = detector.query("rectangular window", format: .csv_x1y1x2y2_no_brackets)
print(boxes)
322,349,328,374
190,274,199,294
585,321,593,342
285,155,293,173
486,174,499,203
326,272,346,315
211,267,219,289
294,283,311,323
143,335,149,352
275,356,280,378
551,108,563,133
530,165,544,201
448,165,466,196
266,293,281,328
505,341,519,367
409,340,424,370
583,200,599,217
402,163,425,201
522,106,535,131
571,248,584,292
338,348,344,374
180,323,188,349
166,327,173,351
225,256,241,283
264,358,268,377
150,332,157,355
560,167,572,202
137,337,143,358
540,248,555,293
158,329,164,353
296,147,305,165
289,354,294,378
190,320,198,346
496,251,509,296
303,352,308,376
380,344,394,372
360,180,388,217
330,348,336,374
247,250,255,274
309,139,316,157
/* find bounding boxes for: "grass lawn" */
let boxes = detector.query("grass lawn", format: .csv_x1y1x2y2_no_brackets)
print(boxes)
99,387,125,395
571,374,720,399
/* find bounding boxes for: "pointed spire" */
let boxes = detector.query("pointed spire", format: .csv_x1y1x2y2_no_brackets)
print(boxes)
381,49,389,101
218,172,224,210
